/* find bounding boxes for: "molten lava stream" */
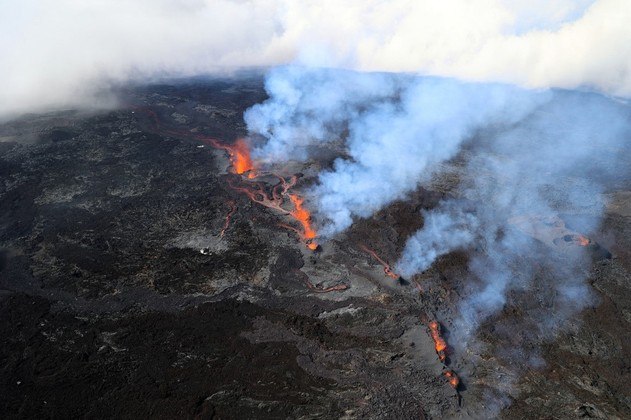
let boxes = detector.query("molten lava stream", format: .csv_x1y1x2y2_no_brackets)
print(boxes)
359,245,400,279
303,277,348,293
224,166,318,250
288,194,318,250
428,320,447,362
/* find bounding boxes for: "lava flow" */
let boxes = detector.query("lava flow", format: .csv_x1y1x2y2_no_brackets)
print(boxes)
219,200,237,238
134,106,318,250
360,245,400,279
428,320,448,362
221,152,318,250
289,194,318,250
444,370,460,389
208,138,256,178
304,278,348,293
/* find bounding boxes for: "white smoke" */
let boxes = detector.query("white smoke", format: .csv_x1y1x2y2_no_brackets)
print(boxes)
401,90,631,336
247,67,551,234
2,0,631,117
397,204,479,277
246,65,631,409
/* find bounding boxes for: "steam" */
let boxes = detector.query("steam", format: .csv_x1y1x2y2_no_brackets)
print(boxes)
247,66,631,316
246,65,631,408
3,0,631,117
397,204,479,278
247,67,551,235
400,90,631,335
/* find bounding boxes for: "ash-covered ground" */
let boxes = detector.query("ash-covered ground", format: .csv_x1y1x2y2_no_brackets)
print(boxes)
0,76,629,419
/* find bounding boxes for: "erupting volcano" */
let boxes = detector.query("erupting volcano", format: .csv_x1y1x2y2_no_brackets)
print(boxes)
213,141,319,251
134,105,319,251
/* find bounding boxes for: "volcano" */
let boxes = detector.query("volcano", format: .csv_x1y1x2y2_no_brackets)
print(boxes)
0,76,629,420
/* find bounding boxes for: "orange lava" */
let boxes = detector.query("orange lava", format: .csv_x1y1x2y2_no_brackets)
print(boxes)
133,106,319,250
228,176,318,251
231,139,255,176
576,234,590,246
289,194,318,250
208,138,256,177
228,176,295,215
444,370,459,389
429,320,447,361
360,245,400,279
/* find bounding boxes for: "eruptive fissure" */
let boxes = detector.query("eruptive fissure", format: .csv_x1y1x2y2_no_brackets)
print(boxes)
444,370,460,389
133,106,319,252
428,320,461,390
428,320,448,362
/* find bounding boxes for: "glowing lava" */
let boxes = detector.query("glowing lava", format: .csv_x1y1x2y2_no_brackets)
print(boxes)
230,139,256,177
360,245,400,279
227,172,318,250
576,234,590,246
428,320,447,362
289,194,318,250
444,370,460,389
134,106,318,250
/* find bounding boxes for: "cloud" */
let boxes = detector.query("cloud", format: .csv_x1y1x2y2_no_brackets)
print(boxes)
1,0,631,116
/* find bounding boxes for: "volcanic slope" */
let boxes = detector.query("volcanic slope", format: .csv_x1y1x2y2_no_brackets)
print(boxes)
0,76,629,419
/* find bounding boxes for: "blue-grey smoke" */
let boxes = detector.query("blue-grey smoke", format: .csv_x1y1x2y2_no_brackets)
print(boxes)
246,66,551,236
245,65,631,408
399,91,630,335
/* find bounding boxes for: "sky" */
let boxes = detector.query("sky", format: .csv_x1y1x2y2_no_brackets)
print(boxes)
1,0,630,116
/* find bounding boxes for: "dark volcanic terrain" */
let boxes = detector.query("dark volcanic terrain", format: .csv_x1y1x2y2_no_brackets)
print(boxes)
0,77,630,419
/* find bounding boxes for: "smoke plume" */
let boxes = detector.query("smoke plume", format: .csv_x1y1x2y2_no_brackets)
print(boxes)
247,67,552,235
246,65,631,408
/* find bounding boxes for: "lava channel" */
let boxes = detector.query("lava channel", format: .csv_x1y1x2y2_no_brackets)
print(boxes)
360,245,400,279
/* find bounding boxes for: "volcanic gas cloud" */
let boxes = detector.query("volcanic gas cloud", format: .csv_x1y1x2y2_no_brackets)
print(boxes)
245,65,631,409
